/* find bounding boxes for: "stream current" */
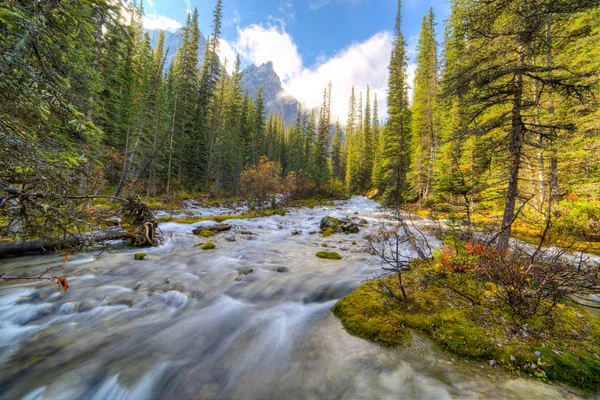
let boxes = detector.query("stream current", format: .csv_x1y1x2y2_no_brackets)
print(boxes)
0,197,584,399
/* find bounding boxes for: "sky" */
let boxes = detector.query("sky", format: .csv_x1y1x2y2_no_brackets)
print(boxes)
142,0,451,120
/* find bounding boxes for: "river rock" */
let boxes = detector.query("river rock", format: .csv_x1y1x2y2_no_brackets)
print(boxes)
319,216,339,230
272,266,289,273
102,293,133,307
319,216,363,234
290,229,301,236
192,224,231,234
225,235,236,242
238,267,254,275
78,299,98,312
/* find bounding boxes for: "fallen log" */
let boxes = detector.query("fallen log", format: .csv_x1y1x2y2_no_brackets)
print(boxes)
0,227,132,257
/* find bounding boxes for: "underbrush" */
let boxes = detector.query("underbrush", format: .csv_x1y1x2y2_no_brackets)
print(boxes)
334,225,600,392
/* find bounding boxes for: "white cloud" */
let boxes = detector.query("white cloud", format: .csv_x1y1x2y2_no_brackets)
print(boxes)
284,32,394,122
309,0,331,10
234,25,303,82
143,13,182,31
230,23,413,123
219,39,237,75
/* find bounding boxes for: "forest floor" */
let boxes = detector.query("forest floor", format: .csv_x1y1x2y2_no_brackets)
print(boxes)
413,208,600,256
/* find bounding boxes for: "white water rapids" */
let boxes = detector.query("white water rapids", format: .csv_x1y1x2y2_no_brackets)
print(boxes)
0,197,584,399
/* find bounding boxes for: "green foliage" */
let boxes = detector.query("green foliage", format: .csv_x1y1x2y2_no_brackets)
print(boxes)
134,252,147,260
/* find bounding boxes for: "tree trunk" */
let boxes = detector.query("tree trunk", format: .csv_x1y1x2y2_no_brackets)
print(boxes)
0,228,130,257
166,95,177,194
498,52,525,251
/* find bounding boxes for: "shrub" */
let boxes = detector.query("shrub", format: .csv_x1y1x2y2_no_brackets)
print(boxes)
284,170,317,199
240,156,283,210
318,178,347,199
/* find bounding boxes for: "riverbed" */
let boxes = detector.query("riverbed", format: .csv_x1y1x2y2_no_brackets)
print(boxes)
0,197,584,399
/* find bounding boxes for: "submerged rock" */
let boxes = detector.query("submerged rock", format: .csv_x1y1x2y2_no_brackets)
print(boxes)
272,266,289,273
225,235,236,242
290,229,301,236
238,267,254,275
103,293,133,307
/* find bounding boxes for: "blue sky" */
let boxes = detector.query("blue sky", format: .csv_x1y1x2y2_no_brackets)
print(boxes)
143,0,451,119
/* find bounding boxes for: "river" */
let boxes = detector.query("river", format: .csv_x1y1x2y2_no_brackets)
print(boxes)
0,197,583,399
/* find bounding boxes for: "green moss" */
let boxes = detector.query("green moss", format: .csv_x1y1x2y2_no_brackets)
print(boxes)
196,230,216,238
316,251,342,260
333,273,600,392
201,241,215,250
285,198,337,208
134,252,146,260
320,228,334,237
158,208,289,224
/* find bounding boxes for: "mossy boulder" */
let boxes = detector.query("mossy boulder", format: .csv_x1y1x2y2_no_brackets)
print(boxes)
316,251,342,260
134,252,147,261
319,216,363,236
201,241,215,250
196,230,216,238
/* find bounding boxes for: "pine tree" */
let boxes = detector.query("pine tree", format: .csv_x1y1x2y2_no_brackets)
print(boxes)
382,0,412,208
443,0,599,250
332,120,343,180
410,8,438,203
362,85,373,189
316,87,331,183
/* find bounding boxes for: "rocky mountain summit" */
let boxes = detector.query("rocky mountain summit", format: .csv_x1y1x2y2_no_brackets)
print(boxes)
146,29,298,126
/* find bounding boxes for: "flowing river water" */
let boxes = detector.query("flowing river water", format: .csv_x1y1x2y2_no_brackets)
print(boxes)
0,197,586,399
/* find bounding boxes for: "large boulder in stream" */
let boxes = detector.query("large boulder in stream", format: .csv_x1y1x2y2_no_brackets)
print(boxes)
319,216,366,235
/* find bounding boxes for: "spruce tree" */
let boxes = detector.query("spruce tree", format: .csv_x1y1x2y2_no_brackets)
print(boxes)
410,8,438,203
382,0,412,208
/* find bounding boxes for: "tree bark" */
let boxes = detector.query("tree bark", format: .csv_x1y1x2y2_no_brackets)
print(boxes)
498,52,525,251
0,228,130,257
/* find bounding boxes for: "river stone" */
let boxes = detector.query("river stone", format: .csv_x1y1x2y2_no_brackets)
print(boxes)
225,235,236,242
272,266,289,273
78,299,98,312
103,293,133,307
192,224,231,234
319,216,339,230
290,229,301,236
238,267,254,275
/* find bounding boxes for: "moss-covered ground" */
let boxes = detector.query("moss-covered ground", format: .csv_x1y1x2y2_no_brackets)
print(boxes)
333,269,600,393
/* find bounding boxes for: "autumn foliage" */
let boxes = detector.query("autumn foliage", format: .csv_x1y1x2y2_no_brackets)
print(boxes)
240,157,283,210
